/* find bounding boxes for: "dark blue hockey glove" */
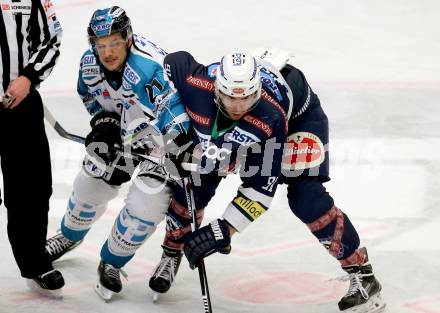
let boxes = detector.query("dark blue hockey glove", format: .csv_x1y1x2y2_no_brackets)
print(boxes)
184,219,232,269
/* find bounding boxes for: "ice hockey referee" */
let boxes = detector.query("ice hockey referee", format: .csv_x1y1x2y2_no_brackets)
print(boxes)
0,0,64,298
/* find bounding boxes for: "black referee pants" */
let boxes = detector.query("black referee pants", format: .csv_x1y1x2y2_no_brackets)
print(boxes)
0,90,53,278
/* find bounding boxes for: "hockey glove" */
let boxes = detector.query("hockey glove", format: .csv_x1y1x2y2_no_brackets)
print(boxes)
165,133,197,178
85,111,122,165
252,47,292,70
184,219,231,269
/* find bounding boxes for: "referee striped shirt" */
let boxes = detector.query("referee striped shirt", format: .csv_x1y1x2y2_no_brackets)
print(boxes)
0,0,62,97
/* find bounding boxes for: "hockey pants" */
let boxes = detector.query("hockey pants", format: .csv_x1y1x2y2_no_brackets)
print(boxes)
61,168,171,268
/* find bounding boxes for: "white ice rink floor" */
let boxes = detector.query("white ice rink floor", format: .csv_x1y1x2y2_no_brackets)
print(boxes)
1,0,440,312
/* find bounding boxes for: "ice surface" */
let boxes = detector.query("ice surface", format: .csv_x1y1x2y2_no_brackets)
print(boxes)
0,0,439,312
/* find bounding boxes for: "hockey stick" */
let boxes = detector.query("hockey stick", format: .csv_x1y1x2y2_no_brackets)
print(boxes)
43,105,197,173
183,175,213,313
43,105,181,165
43,104,149,183
43,104,149,163
43,105,87,145
44,105,211,309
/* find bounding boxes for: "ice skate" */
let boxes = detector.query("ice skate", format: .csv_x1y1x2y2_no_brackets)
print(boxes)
149,246,182,302
94,261,127,302
338,247,386,313
26,269,65,299
45,230,83,262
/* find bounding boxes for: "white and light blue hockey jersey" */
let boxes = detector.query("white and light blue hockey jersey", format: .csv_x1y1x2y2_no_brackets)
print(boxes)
77,34,189,147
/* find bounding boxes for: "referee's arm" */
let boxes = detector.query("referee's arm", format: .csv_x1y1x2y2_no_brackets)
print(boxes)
22,0,63,86
4,0,62,109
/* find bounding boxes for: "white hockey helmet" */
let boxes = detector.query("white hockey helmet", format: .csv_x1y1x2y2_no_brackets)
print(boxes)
214,52,262,114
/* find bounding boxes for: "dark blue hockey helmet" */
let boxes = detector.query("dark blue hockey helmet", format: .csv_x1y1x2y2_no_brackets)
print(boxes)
87,6,132,45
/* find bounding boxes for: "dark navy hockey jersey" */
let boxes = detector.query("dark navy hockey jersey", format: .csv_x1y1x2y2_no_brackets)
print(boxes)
256,57,328,180
164,51,290,232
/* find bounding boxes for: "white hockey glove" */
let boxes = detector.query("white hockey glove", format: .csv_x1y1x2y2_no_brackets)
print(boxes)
252,47,293,70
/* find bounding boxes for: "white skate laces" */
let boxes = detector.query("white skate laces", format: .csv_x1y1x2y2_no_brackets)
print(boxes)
103,263,128,281
45,230,84,262
46,233,75,256
330,270,370,300
342,272,369,300
152,255,176,283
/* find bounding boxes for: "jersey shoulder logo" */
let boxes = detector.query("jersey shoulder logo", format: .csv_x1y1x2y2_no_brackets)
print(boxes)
124,63,141,85
207,64,219,78
83,55,96,66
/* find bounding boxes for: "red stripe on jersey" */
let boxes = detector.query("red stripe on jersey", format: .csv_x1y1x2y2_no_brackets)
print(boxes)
186,107,211,126
186,75,215,92
243,114,273,137
261,90,288,134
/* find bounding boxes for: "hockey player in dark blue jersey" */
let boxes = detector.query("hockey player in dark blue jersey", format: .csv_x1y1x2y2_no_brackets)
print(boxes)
149,51,288,296
149,49,385,313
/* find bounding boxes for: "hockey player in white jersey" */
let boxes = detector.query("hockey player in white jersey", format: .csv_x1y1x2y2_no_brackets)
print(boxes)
44,6,189,301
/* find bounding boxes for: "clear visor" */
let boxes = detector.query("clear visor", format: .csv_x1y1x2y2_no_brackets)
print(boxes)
94,39,127,53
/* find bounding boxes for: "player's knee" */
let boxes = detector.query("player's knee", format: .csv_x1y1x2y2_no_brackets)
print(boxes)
115,207,159,241
63,193,106,226
124,201,166,228
121,179,172,231
127,176,171,224
64,171,118,230
287,176,334,223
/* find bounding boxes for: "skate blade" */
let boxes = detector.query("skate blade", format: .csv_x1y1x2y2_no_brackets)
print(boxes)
26,279,63,299
347,292,386,313
152,292,160,303
94,282,114,302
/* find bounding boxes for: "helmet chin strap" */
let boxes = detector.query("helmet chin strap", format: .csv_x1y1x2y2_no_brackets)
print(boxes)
214,95,228,117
